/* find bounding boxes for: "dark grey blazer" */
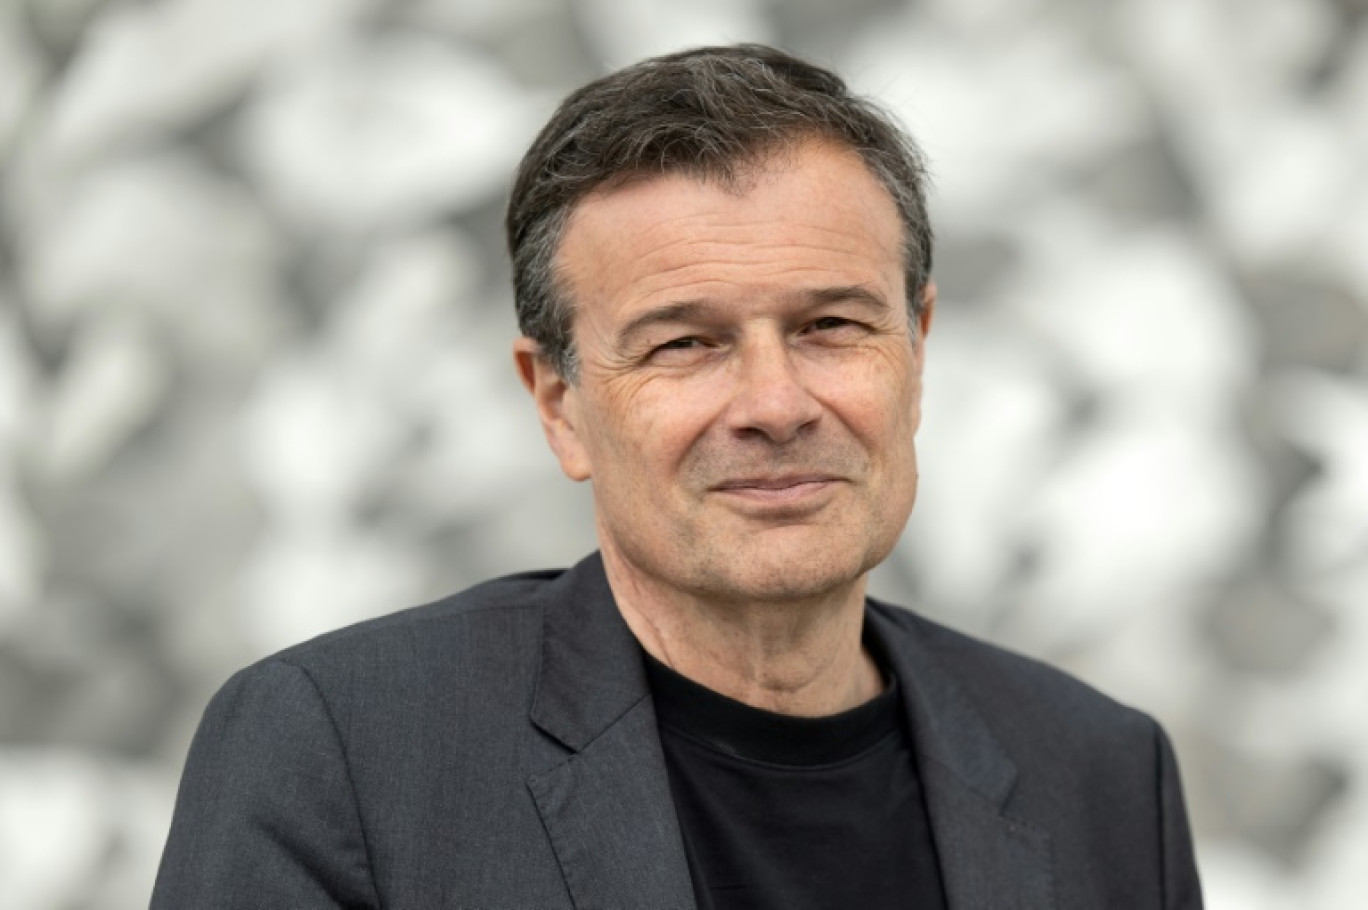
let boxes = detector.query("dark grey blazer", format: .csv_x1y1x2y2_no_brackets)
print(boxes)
152,554,1203,909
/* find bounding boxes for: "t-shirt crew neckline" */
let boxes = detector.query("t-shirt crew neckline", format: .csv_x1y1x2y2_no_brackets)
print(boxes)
640,634,903,768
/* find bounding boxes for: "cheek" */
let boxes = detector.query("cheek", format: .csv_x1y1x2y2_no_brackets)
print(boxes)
823,357,919,440
905,374,925,434
582,376,717,475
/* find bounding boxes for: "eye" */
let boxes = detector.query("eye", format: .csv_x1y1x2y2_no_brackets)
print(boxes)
645,335,714,364
656,336,703,351
803,316,868,338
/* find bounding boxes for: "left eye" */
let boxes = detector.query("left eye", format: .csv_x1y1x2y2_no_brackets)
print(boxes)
806,316,862,334
657,337,703,350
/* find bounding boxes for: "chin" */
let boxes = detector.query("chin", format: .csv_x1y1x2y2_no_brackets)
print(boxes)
690,541,880,605
726,573,859,604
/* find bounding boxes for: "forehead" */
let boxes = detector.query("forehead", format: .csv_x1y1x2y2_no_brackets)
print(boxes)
556,142,905,323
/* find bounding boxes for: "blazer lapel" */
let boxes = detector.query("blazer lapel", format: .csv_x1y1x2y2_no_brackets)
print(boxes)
918,760,1056,909
527,555,696,910
869,606,1057,910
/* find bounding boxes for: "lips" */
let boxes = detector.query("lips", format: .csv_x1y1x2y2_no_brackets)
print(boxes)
712,474,841,492
707,475,846,514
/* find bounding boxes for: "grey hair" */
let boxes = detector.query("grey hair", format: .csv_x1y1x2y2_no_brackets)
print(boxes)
506,44,933,381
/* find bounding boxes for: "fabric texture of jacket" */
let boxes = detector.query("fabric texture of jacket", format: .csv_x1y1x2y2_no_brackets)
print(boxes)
152,553,1204,909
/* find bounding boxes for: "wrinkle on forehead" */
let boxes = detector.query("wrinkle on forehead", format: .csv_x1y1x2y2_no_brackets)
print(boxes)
558,141,904,326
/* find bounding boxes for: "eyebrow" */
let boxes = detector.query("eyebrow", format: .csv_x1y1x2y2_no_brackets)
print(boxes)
614,285,891,348
806,284,891,311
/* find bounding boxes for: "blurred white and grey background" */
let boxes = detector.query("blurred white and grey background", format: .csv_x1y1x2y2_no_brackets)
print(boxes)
1,0,1366,907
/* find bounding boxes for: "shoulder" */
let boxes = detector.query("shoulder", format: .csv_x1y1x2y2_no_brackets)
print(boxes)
870,599,1157,746
220,567,570,717
278,567,562,667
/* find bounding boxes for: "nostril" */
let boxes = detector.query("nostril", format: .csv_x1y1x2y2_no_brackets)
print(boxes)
726,372,822,443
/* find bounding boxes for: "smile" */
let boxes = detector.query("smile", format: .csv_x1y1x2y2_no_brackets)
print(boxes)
710,475,843,508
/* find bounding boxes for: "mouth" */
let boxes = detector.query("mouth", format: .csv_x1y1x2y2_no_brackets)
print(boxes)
710,474,843,507
714,474,839,490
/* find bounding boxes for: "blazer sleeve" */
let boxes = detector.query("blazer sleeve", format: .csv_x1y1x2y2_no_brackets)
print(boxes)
1157,724,1204,910
151,659,381,909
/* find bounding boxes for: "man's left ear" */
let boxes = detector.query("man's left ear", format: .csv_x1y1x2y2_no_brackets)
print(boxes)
917,281,936,341
513,338,593,481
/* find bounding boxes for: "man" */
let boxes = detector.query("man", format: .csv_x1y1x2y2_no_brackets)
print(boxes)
153,45,1203,909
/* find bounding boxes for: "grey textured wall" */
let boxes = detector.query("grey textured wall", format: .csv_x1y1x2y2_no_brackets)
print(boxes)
1,0,1366,907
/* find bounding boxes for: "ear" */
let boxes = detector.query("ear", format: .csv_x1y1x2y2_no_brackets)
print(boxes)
513,337,592,481
909,282,936,432
916,280,936,341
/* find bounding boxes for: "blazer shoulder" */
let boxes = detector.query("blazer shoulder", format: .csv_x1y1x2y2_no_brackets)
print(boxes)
870,599,1156,739
265,566,566,670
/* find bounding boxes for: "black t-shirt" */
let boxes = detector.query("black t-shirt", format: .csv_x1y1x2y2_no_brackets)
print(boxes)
644,645,949,910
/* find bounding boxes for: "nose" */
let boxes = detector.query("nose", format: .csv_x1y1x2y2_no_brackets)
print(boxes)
724,336,823,444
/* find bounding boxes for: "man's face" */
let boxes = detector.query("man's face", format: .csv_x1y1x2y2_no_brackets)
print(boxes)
517,140,934,604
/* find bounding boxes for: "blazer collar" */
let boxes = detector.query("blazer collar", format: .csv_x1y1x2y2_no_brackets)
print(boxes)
868,604,1057,909
529,552,651,752
866,604,1017,804
527,553,697,909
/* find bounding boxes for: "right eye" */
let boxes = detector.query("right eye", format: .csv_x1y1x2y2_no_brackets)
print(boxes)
646,335,714,366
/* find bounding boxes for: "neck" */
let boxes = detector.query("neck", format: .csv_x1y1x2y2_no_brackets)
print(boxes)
600,548,884,717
